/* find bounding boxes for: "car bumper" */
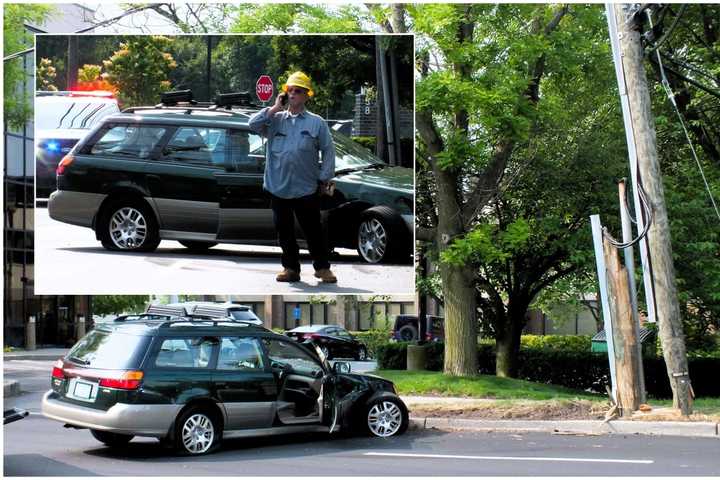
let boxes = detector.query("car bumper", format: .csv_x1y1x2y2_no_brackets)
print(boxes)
48,190,105,228
41,390,180,437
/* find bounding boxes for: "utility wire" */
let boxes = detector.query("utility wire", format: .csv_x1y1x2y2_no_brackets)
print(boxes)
646,9,720,223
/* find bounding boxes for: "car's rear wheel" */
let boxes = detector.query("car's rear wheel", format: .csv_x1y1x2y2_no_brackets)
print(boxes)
99,199,160,252
365,398,408,438
179,240,218,251
356,206,408,264
320,345,331,360
90,429,134,447
175,407,222,455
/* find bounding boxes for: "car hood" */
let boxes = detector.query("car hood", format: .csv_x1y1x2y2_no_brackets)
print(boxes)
334,165,413,194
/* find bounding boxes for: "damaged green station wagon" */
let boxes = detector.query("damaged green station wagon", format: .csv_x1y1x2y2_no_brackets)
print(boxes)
48,91,414,263
41,318,409,455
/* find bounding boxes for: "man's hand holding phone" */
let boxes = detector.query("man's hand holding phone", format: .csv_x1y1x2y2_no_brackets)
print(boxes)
269,92,287,115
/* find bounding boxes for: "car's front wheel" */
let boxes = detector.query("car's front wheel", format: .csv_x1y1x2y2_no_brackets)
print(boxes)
365,397,408,438
356,206,408,264
90,429,134,447
355,346,368,361
175,407,222,455
99,199,160,252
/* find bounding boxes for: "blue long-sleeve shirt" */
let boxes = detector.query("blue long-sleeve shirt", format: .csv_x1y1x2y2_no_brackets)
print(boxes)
248,107,336,199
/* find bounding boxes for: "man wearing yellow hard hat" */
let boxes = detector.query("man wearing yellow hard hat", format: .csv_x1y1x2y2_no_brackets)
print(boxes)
249,71,337,284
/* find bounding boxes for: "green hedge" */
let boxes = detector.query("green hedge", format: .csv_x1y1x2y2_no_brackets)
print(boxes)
376,342,720,398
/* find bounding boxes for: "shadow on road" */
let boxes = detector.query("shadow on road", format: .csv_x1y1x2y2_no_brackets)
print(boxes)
82,430,448,462
4,453,97,476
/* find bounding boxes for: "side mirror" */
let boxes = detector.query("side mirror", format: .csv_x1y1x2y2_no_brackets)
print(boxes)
332,361,351,374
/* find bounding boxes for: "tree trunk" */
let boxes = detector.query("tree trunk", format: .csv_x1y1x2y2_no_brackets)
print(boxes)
440,263,477,376
495,301,526,378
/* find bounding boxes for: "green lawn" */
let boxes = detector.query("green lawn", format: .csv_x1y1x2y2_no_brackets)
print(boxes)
375,370,602,401
652,397,720,416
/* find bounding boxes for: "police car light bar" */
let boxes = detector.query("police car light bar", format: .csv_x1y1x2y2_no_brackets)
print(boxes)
214,92,253,108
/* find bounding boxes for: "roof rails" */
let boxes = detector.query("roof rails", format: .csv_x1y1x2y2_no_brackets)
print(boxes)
121,90,260,115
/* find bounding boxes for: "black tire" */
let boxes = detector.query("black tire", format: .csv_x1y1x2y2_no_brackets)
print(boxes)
90,429,134,447
363,397,409,438
397,325,418,342
356,206,409,264
355,346,368,361
179,240,218,251
174,406,222,456
99,198,160,252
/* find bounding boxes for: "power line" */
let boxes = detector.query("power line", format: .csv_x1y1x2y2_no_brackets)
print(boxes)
646,10,720,224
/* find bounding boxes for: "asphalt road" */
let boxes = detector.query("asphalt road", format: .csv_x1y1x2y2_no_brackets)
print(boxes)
34,207,414,295
5,360,720,476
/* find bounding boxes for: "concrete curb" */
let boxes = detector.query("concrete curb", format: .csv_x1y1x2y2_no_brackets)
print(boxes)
4,380,21,398
409,416,720,438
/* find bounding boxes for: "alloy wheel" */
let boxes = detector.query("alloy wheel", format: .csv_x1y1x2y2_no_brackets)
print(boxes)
181,413,215,454
109,207,147,249
358,218,387,263
367,401,402,437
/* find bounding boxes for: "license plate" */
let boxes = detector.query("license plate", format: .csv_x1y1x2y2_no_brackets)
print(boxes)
73,381,94,399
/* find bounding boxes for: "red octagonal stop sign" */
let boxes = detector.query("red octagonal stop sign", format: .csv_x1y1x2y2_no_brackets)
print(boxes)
256,75,274,103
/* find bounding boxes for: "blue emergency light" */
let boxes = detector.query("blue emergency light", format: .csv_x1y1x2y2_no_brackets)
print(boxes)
46,141,60,153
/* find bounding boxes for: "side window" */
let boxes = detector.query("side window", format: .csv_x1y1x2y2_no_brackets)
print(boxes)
90,124,166,159
226,130,265,174
262,339,322,376
324,328,338,336
154,337,216,368
336,328,352,339
161,127,225,167
217,337,265,371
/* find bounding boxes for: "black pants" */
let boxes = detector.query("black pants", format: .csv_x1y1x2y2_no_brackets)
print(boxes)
270,192,330,272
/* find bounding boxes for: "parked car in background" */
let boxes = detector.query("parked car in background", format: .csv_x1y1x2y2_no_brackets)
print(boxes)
35,91,120,199
391,314,445,342
285,325,369,361
47,90,413,263
4,408,29,425
145,302,263,326
41,318,408,455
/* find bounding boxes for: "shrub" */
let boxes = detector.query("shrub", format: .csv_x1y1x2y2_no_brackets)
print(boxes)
375,341,720,398
352,329,392,359
520,335,592,352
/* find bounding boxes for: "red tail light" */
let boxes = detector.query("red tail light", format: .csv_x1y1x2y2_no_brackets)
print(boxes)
303,333,320,339
51,359,65,379
56,154,74,175
98,371,144,390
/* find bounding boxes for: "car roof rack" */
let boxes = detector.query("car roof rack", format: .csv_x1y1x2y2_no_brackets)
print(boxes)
146,304,190,317
121,90,261,116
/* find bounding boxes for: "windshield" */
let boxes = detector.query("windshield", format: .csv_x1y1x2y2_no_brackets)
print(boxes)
35,98,119,131
66,330,151,369
331,130,386,171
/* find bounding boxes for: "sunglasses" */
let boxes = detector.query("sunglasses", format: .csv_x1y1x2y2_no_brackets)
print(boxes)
287,87,307,95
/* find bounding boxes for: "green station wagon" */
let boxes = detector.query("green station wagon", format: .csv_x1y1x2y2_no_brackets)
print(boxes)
41,319,409,455
47,92,414,263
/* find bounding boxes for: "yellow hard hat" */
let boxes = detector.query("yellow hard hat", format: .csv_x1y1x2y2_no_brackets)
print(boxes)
282,71,314,97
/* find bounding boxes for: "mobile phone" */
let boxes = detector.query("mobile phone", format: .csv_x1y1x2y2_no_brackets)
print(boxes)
280,93,288,106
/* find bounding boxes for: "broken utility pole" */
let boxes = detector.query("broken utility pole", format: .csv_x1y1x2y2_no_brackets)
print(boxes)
610,3,692,415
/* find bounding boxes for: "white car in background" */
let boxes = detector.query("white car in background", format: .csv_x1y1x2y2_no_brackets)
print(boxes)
35,91,119,199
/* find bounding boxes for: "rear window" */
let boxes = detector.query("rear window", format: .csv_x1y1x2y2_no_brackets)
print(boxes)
66,330,151,369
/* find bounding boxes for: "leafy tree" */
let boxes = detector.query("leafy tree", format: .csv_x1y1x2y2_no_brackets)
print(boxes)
92,296,150,316
37,58,58,91
229,4,372,34
78,64,102,83
103,36,177,107
4,3,53,128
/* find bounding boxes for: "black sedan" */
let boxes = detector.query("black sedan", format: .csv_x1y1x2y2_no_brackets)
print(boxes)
285,325,368,361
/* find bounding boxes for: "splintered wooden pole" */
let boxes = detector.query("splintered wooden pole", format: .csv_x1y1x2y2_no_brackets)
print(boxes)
603,236,643,415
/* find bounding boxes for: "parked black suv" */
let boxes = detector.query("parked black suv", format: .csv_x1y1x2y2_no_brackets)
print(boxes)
48,91,414,263
41,318,408,455
391,314,445,342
